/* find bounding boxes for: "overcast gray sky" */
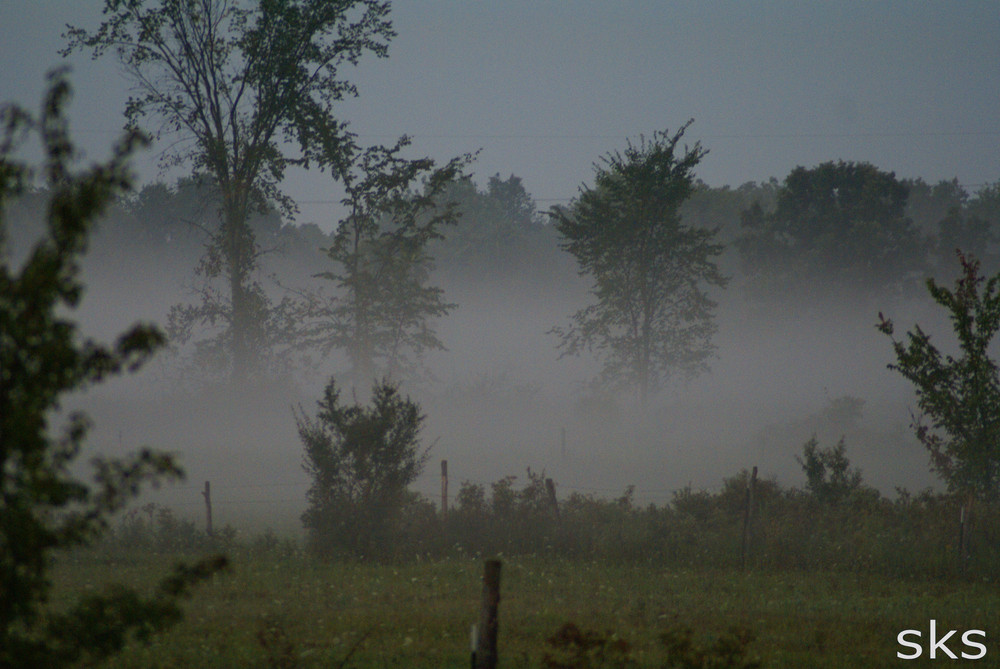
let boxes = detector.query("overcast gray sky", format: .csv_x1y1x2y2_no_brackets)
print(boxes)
2,1,997,229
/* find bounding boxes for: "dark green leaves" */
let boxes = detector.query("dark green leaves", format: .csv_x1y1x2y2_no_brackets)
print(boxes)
0,73,225,668
879,252,1000,499
297,378,428,556
550,123,726,402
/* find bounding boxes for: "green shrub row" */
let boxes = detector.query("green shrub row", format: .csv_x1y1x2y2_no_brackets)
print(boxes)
93,468,1000,579
377,468,1000,579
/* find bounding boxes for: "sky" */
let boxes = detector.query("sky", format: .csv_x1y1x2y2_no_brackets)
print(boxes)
1,1,997,231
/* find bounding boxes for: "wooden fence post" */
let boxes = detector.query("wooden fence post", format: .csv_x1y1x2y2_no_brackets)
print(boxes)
202,480,213,538
545,478,560,520
959,503,967,575
740,466,757,570
474,559,501,669
441,460,449,518
469,624,477,669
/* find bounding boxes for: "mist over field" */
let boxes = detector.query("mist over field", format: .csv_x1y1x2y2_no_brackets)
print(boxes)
2,1,997,537
8,184,972,534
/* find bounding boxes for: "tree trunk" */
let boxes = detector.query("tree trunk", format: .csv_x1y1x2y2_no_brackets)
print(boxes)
223,192,255,383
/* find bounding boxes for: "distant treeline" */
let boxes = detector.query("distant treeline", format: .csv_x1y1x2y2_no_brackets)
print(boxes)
8,167,999,299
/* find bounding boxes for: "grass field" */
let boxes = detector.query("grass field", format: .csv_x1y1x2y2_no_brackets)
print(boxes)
50,547,1000,668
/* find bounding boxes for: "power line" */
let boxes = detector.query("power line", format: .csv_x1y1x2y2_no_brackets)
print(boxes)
69,128,1000,140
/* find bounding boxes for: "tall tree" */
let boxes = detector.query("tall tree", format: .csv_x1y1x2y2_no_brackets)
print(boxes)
64,0,394,381
550,122,727,403
0,71,225,668
878,252,1000,501
299,136,469,387
737,160,928,298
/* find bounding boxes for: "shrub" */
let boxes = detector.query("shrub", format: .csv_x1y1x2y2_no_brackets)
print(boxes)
298,378,429,558
796,436,865,504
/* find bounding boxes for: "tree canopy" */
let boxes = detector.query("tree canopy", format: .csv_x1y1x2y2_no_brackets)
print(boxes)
297,378,427,557
64,0,395,381
550,122,727,403
429,173,560,284
738,160,928,298
296,135,470,387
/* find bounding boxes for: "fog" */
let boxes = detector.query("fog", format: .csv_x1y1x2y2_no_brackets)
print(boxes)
3,2,997,535
28,214,952,536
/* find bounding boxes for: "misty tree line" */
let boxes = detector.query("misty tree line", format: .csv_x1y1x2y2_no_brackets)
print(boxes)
8,0,1000,543
24,0,998,402
7,152,999,381
45,0,1000,485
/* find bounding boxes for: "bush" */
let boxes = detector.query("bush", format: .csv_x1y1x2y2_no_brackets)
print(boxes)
796,436,866,504
298,378,429,558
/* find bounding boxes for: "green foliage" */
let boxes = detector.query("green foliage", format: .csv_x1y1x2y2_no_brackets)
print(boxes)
659,626,761,669
680,179,780,247
878,251,1000,500
102,503,236,554
796,436,865,504
905,178,1000,277
299,135,471,385
424,465,1000,578
297,378,429,557
41,550,1000,667
0,72,226,668
542,622,760,669
64,0,395,381
738,160,928,297
431,173,562,284
544,622,638,669
551,122,727,401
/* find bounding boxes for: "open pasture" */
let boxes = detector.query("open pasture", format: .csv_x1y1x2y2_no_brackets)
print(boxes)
51,549,1000,668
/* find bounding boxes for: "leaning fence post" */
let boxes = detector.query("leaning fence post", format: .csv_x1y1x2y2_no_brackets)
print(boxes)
740,466,757,570
474,559,501,669
545,478,560,520
202,480,213,538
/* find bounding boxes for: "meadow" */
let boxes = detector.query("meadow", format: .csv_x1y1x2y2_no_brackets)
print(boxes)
51,544,1000,668
41,461,1000,668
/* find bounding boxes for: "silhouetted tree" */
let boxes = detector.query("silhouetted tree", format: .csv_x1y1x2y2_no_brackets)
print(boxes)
550,122,727,403
0,72,225,668
64,0,394,381
297,378,428,556
878,252,1000,500
298,136,469,386
738,160,928,297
